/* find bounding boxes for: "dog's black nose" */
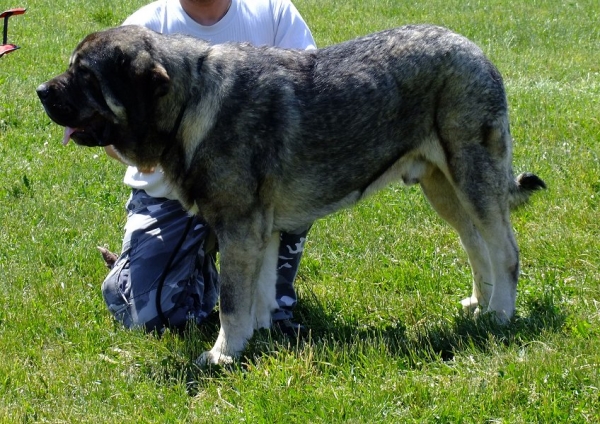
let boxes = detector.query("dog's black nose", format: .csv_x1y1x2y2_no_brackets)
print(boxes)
36,83,50,100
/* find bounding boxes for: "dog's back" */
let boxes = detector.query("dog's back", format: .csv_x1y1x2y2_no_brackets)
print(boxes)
205,25,515,230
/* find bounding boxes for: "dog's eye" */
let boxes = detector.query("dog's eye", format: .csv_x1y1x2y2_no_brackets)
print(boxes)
78,66,92,78
78,66,96,82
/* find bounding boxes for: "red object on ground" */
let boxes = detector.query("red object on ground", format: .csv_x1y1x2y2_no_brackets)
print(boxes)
0,8,26,18
0,43,19,56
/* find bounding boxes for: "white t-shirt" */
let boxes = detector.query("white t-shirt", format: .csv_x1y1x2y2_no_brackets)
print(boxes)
121,0,316,199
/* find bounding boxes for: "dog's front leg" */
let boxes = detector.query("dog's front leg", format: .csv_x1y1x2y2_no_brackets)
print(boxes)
198,242,260,365
253,231,281,330
197,214,276,366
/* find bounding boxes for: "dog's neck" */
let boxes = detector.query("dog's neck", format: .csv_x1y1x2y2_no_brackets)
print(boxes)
166,101,188,146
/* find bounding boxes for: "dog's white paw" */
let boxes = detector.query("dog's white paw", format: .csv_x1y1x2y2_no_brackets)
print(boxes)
484,308,512,325
461,295,513,325
196,350,235,367
486,297,515,325
460,296,479,313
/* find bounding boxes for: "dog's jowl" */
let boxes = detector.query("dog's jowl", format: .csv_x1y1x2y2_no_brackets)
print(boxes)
37,24,545,365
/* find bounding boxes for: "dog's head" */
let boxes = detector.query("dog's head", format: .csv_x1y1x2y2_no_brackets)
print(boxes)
36,26,177,170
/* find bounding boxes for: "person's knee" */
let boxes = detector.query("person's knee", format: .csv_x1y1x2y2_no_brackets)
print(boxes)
100,256,143,330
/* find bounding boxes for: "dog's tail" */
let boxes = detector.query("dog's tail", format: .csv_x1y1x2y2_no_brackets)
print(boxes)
509,172,547,210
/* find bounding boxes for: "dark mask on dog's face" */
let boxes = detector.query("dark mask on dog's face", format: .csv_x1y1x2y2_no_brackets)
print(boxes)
36,26,173,170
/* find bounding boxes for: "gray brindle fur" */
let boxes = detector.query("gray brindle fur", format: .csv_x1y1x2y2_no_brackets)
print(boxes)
37,25,545,365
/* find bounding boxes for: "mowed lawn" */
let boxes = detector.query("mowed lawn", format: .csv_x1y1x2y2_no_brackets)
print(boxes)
0,0,598,422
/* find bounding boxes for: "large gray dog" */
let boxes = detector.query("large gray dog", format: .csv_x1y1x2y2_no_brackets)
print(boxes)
37,24,545,365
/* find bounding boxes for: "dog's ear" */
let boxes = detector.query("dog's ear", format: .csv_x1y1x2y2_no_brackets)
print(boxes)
130,51,170,98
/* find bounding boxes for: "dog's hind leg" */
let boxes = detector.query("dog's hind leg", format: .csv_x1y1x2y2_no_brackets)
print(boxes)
441,145,520,323
419,166,494,313
469,209,519,323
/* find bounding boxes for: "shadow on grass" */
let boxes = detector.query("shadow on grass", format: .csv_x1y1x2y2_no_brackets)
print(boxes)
292,291,567,362
148,291,566,394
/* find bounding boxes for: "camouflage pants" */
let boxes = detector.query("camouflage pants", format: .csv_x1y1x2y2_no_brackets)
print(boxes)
101,189,308,332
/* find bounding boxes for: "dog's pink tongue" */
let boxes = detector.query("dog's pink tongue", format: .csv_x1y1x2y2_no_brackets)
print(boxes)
62,127,76,146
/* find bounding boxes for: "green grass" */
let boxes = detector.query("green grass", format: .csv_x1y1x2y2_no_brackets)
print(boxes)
1,0,599,422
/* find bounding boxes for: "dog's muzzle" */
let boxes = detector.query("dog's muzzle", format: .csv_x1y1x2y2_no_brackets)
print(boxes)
36,82,77,127
36,82,114,147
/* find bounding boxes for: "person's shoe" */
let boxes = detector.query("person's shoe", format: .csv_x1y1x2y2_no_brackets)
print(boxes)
272,319,307,338
97,246,118,269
